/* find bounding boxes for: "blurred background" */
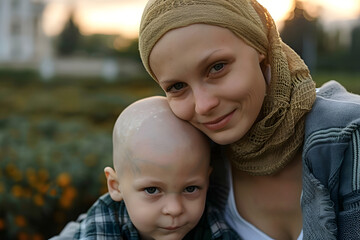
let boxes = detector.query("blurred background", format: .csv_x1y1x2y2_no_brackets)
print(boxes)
1,0,360,239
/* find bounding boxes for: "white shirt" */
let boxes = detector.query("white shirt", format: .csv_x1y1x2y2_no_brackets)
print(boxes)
224,162,303,240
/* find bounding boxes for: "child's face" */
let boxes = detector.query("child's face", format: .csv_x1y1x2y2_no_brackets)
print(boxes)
119,141,210,240
150,24,267,145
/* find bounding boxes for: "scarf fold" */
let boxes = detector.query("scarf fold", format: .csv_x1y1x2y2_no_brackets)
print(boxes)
139,0,316,175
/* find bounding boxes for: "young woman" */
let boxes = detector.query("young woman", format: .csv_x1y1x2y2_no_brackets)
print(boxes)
138,0,360,239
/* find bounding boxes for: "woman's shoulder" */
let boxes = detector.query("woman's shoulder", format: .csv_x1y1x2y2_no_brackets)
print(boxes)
303,80,360,190
305,80,360,135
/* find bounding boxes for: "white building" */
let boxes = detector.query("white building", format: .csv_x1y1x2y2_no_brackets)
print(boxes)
0,0,145,80
0,0,48,64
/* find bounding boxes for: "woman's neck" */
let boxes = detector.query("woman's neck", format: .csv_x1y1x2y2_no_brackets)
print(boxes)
231,151,303,240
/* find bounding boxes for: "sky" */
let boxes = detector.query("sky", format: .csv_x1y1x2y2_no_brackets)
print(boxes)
42,0,360,39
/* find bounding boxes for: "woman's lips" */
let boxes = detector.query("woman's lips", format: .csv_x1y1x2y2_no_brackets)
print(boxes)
203,110,235,131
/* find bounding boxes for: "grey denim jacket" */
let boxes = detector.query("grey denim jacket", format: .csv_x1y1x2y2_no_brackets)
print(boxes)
208,80,360,240
302,80,360,239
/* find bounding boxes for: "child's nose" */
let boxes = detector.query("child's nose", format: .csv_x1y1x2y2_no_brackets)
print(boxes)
162,195,184,217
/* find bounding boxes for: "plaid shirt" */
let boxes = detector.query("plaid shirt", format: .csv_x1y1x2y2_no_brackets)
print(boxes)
74,193,240,240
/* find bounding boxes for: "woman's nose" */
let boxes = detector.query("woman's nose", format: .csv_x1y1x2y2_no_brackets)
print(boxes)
162,195,184,217
193,86,219,115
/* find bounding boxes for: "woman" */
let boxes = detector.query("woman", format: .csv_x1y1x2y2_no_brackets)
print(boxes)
138,0,360,239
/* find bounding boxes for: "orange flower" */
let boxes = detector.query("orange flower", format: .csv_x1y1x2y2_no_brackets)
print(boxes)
56,173,71,187
0,181,5,193
37,183,50,194
37,169,49,182
15,215,27,227
59,186,77,209
12,185,23,198
0,218,5,230
26,168,37,187
17,232,30,240
48,188,57,197
33,194,44,206
32,234,44,240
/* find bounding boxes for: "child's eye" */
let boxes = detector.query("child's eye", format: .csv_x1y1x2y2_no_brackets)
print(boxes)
209,63,225,74
184,186,199,193
144,187,159,195
166,82,187,92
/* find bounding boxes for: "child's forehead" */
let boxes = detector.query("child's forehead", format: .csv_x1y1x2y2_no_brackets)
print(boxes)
122,142,210,178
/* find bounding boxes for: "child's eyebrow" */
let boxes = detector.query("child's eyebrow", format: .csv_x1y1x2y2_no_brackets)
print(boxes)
132,178,164,188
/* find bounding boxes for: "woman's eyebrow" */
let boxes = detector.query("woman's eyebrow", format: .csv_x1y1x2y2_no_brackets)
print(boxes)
197,49,225,68
158,49,227,84
158,78,179,86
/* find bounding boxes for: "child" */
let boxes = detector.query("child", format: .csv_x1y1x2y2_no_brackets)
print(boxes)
73,96,239,240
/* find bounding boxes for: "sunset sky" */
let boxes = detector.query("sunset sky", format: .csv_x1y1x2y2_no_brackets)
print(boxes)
42,0,360,39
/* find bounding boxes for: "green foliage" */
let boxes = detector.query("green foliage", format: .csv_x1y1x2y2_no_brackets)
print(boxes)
313,71,360,94
0,116,112,239
0,74,163,240
79,34,118,57
115,39,141,61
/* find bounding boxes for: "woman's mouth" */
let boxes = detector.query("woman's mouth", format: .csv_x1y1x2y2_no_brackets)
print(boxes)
203,110,235,131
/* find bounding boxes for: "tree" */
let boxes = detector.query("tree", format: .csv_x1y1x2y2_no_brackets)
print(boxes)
280,0,319,71
57,12,81,56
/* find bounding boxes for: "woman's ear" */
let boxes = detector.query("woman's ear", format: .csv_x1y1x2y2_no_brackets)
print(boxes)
104,167,123,201
260,56,271,85
258,53,266,63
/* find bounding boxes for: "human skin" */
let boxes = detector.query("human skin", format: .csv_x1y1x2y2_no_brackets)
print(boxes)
105,97,212,240
149,24,266,145
148,25,303,239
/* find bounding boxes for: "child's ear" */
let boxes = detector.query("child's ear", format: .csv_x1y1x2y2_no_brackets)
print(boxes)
104,167,123,201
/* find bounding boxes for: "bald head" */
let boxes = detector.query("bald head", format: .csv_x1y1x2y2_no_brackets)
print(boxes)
113,96,209,176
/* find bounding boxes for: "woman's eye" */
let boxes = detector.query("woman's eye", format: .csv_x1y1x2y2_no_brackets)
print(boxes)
166,82,187,92
184,186,199,193
210,63,225,74
144,187,159,195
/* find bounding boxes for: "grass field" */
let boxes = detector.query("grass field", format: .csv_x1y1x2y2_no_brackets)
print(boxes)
312,71,360,94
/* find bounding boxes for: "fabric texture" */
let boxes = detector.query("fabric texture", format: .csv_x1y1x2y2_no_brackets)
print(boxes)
73,193,241,240
302,81,360,239
139,0,316,175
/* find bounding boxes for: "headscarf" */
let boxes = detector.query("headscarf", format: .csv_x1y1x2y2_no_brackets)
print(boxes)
139,0,316,175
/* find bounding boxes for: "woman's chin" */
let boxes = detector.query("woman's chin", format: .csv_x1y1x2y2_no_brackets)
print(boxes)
207,132,241,145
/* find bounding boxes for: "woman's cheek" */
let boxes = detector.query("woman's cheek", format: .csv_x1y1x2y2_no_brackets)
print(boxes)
168,99,193,121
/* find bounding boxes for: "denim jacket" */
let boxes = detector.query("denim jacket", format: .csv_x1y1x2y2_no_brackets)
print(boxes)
302,80,360,239
207,80,360,240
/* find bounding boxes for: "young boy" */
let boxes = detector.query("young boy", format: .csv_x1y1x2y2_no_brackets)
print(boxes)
73,96,239,240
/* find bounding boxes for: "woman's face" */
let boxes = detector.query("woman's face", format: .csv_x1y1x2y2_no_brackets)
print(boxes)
149,24,267,145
